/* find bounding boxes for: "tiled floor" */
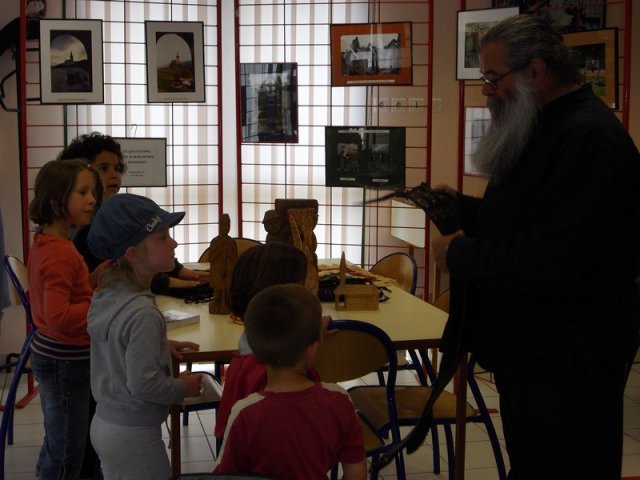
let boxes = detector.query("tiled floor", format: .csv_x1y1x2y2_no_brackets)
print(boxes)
3,363,640,479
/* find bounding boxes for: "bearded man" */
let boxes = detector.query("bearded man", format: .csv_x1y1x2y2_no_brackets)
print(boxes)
431,15,640,480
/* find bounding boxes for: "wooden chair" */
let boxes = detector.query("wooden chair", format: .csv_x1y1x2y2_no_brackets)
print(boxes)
314,319,405,480
402,290,506,480
318,314,506,480
369,253,427,386
179,371,222,426
198,238,261,263
197,246,210,263
369,252,417,295
1,256,38,475
233,237,261,256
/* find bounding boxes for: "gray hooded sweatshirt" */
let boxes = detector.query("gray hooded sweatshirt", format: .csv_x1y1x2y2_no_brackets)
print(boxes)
88,285,187,426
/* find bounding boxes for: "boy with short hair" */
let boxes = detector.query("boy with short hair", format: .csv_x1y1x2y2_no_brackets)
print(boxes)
214,283,367,480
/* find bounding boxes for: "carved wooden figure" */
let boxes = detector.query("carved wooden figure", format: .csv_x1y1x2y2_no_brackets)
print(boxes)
209,214,237,314
289,207,319,294
262,209,282,244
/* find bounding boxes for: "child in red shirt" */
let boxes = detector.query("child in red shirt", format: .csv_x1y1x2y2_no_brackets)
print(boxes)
27,159,103,479
214,243,317,449
214,284,366,479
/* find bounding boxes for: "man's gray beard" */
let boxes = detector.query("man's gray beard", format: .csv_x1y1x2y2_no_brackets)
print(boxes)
472,80,540,181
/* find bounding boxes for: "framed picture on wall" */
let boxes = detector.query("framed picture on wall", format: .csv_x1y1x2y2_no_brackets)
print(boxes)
39,19,104,104
330,22,413,86
564,28,618,109
492,1,606,33
240,63,298,143
145,21,205,103
325,126,406,188
456,7,519,80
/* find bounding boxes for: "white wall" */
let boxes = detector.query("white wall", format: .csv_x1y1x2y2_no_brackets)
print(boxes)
0,1,28,355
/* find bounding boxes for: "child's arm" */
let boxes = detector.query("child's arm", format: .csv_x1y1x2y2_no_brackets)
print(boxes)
40,255,92,330
341,460,367,480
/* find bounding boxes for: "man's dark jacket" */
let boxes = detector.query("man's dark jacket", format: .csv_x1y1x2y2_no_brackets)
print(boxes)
444,85,640,374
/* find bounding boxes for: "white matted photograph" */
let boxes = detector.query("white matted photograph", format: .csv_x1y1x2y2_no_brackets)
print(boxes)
145,21,205,103
39,19,104,104
457,7,519,80
464,107,492,176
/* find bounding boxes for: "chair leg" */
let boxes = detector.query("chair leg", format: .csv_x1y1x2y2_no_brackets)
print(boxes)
0,337,33,478
468,380,507,480
393,448,406,480
431,426,441,474
408,349,428,386
443,425,455,480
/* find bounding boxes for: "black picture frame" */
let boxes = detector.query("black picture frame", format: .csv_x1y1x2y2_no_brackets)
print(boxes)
145,21,206,103
457,7,519,80
39,19,104,104
491,1,607,32
240,63,298,143
564,28,618,109
325,126,406,189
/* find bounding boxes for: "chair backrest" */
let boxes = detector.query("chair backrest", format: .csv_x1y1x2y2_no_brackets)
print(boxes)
369,252,417,295
315,320,403,466
432,289,450,313
315,321,397,383
3,255,30,311
198,246,210,263
234,237,261,257
198,238,261,263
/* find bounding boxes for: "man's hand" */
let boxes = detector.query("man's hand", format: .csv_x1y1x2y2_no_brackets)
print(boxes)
168,340,199,361
431,230,464,273
432,183,458,197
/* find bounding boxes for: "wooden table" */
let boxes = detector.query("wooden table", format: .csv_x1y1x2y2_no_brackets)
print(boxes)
162,266,457,478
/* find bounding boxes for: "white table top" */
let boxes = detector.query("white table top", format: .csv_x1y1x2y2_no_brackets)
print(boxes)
160,283,448,361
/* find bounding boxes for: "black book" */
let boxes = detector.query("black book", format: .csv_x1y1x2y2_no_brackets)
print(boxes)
364,182,461,235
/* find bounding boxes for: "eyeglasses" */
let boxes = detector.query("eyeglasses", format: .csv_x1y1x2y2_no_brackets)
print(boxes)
479,68,516,89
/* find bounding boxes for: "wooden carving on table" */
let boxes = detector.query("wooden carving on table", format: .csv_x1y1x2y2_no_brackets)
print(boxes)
264,199,320,293
288,207,319,294
209,213,238,314
262,210,283,244
333,252,379,311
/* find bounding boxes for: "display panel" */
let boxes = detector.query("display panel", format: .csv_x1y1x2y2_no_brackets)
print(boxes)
325,127,406,188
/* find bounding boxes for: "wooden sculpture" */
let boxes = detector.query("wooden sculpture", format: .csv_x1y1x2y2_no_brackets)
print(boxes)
333,253,379,311
209,213,237,314
288,207,319,294
262,209,283,244
263,199,320,293
273,198,319,246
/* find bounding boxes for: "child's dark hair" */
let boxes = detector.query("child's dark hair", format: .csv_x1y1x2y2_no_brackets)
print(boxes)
29,159,102,226
244,283,322,369
229,242,308,319
58,131,127,174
